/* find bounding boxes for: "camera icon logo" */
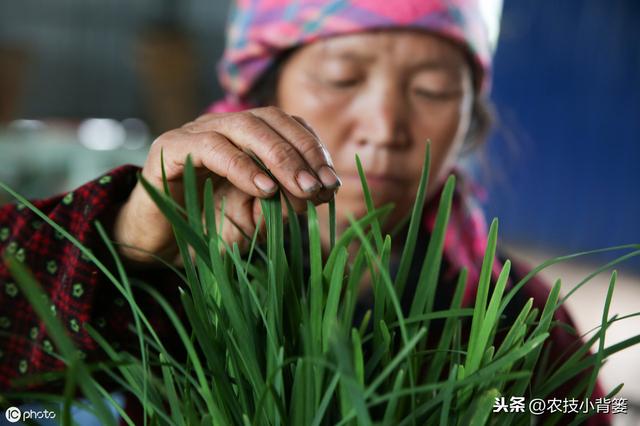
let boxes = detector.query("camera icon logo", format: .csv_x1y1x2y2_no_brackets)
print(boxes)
5,406,21,423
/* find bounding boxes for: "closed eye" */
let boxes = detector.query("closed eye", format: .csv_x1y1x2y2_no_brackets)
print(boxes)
414,88,461,101
327,78,361,88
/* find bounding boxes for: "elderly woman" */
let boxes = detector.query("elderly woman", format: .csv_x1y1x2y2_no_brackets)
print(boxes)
0,0,610,424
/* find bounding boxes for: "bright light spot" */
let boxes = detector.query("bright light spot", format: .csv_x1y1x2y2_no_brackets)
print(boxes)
77,118,125,151
8,119,46,131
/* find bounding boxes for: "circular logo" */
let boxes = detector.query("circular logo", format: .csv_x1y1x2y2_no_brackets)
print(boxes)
5,406,21,423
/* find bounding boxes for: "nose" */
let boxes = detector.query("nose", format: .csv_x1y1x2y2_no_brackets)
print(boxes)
355,81,411,148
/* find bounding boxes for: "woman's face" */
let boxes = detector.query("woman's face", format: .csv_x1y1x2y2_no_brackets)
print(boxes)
276,30,474,238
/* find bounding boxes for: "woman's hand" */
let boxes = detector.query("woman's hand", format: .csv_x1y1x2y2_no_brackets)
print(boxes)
113,106,341,266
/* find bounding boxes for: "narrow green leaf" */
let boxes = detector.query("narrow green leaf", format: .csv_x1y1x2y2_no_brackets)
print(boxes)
183,155,203,236
439,365,458,426
464,218,499,377
395,142,431,300
323,247,348,352
468,388,500,426
308,201,324,357
466,260,511,375
382,369,405,426
425,268,468,384
356,154,384,252
408,175,456,334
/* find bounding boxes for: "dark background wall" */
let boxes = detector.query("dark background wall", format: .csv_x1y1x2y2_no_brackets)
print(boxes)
1,0,638,268
0,0,230,118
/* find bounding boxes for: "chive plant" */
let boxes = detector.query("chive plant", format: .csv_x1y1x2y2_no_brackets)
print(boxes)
2,147,640,426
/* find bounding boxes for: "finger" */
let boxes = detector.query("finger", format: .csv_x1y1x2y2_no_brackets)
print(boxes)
182,109,340,202
291,114,320,139
200,108,333,199
255,109,340,203
291,113,337,199
252,107,342,191
204,111,321,198
213,187,257,252
148,129,279,198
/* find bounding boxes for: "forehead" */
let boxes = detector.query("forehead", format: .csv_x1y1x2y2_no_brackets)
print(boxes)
305,29,469,70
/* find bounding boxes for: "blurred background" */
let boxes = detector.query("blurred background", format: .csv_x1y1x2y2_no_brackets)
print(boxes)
0,0,638,423
483,5,640,423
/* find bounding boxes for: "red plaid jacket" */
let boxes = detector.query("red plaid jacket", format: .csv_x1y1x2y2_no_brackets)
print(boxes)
0,166,611,424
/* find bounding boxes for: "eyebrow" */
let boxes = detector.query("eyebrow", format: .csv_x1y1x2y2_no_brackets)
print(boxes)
409,60,458,72
321,50,459,73
322,51,377,65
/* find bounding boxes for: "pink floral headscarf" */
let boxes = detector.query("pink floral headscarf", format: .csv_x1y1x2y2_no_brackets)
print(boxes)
213,0,497,112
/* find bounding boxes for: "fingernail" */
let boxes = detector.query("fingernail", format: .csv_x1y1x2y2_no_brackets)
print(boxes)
254,173,277,194
296,170,321,193
317,165,341,189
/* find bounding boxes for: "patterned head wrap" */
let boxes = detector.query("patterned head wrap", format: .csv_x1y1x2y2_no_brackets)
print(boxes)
215,0,501,110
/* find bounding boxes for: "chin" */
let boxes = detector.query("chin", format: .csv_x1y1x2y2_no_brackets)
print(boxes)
334,187,408,228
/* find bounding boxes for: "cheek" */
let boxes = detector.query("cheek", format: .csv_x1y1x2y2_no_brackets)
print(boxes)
278,77,352,157
414,100,471,195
